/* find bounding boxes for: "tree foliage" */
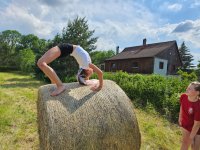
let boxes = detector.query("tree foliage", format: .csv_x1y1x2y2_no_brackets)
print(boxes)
62,17,98,53
178,41,194,70
17,34,47,54
0,30,47,71
18,49,36,73
90,50,115,65
0,30,22,67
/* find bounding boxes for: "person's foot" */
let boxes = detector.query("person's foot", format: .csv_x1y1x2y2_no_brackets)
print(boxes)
51,85,66,96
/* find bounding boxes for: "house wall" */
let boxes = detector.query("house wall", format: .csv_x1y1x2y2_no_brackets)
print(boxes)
156,45,182,75
105,57,154,74
153,57,168,75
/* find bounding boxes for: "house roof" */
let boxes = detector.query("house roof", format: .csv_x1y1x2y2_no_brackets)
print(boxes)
106,40,177,61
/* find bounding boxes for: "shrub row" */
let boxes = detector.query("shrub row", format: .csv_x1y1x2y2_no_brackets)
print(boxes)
92,71,196,122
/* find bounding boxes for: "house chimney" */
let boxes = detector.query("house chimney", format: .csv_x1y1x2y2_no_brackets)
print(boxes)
116,46,119,54
143,38,147,46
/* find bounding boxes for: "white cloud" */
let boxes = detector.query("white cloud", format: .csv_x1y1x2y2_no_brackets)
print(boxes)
190,0,200,8
167,3,182,11
0,0,159,42
0,0,199,61
95,37,116,51
160,2,182,12
0,2,53,38
172,20,200,48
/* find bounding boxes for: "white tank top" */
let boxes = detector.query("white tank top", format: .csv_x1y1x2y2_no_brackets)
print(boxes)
70,46,91,69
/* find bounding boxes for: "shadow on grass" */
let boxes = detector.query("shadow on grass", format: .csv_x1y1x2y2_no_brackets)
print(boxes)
1,76,44,89
1,82,43,89
6,78,36,82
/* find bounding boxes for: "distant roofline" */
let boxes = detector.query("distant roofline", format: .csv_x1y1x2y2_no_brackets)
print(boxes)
105,40,178,61
123,40,176,52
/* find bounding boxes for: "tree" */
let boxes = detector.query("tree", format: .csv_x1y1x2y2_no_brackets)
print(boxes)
17,34,47,54
0,30,22,67
62,17,98,53
18,48,36,73
178,41,194,70
90,50,115,65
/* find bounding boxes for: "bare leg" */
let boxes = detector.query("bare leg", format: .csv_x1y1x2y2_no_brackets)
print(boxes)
180,127,191,150
37,46,66,96
192,135,200,150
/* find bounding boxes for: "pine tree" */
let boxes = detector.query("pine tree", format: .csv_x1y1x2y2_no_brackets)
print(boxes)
62,17,98,53
178,41,194,70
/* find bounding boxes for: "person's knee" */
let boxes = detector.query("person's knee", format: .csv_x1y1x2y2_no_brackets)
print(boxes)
37,59,47,69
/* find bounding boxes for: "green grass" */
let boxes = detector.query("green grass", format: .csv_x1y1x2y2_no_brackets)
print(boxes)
0,72,43,150
0,72,181,149
135,108,181,149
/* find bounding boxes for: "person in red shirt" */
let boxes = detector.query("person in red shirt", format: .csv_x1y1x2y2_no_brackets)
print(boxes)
179,81,200,150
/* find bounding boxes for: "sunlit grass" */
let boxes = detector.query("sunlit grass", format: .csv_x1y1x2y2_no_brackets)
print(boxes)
0,72,43,149
135,108,181,150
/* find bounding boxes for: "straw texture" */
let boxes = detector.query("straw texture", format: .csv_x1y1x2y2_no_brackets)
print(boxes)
37,80,141,150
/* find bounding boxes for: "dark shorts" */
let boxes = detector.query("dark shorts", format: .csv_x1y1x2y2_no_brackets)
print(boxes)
57,43,73,58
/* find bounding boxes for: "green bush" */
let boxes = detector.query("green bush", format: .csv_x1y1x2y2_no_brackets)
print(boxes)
177,69,197,81
18,49,36,73
93,71,191,123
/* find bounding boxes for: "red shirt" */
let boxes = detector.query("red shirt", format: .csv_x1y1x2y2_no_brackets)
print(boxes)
180,94,200,134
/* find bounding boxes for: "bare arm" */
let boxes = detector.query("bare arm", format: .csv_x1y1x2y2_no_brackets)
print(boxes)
89,63,103,90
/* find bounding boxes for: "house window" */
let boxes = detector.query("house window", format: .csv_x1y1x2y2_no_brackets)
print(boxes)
132,62,138,68
111,63,116,69
159,62,164,69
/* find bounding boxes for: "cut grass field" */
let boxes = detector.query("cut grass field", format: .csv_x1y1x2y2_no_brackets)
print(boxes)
0,72,181,149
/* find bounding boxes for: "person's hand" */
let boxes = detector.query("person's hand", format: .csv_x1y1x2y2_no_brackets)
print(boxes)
188,136,194,146
90,85,102,91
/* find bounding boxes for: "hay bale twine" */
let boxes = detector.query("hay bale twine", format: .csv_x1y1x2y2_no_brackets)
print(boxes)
37,80,141,150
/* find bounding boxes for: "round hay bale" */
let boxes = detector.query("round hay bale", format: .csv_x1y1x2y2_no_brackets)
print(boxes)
37,80,141,150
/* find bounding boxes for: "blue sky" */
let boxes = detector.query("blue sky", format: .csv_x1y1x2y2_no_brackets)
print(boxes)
0,0,200,66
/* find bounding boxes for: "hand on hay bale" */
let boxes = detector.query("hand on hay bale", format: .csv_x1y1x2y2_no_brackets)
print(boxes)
85,79,102,91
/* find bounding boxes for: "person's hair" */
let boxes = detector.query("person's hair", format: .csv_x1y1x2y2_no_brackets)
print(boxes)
190,81,200,96
79,69,87,78
81,69,91,79
77,68,87,85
